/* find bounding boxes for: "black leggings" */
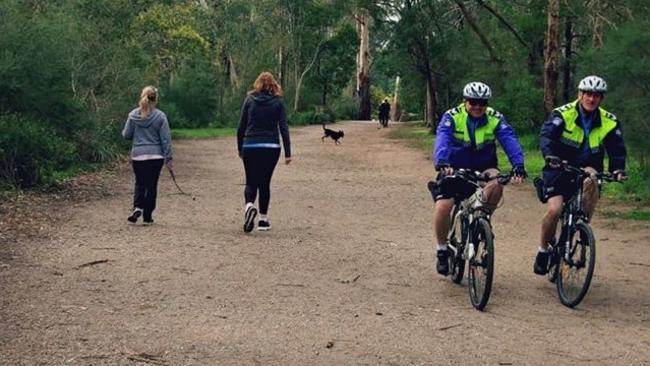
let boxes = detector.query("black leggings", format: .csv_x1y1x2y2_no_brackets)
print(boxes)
132,159,164,221
242,148,280,215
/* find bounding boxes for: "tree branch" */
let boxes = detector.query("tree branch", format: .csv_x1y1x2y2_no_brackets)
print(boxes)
453,0,502,64
475,0,528,49
294,38,327,111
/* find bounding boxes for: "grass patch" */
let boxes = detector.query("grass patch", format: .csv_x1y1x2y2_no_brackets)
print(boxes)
603,209,650,221
387,122,432,151
624,210,650,221
172,127,237,139
601,162,650,202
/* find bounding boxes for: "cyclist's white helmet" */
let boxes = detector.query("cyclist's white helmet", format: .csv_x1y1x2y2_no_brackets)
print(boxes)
463,82,492,100
578,75,607,93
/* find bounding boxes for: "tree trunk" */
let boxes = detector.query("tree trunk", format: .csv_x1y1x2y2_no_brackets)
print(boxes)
278,46,286,87
562,17,573,103
592,15,604,48
425,72,437,129
425,86,432,127
356,12,371,120
391,76,400,122
543,0,560,120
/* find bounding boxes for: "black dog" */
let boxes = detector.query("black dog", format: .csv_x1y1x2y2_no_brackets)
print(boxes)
321,124,344,145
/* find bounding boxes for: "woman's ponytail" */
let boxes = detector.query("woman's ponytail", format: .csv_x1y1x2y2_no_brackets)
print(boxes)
138,86,158,119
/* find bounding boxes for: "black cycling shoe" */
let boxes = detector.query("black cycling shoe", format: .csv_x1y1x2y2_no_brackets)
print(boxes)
436,249,450,276
534,251,551,275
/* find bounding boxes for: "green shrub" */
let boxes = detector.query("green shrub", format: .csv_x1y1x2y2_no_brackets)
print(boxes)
330,93,358,121
288,111,334,126
74,117,123,163
164,59,219,128
492,74,543,134
0,114,76,188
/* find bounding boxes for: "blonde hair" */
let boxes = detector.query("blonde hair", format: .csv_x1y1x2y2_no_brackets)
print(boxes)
138,86,158,119
248,72,283,96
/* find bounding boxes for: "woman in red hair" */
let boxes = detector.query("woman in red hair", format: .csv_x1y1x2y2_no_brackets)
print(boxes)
237,72,292,232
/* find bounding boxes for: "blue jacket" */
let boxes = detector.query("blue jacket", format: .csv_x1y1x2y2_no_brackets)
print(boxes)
433,105,524,171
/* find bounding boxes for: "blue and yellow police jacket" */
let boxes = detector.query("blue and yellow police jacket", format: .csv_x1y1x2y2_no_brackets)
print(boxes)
540,100,626,173
434,103,524,171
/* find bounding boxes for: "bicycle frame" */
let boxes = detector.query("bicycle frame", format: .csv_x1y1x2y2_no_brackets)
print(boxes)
557,181,586,263
548,164,617,276
445,170,508,260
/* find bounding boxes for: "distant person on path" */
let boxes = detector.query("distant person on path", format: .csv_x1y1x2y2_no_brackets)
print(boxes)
122,86,173,225
237,72,292,233
432,82,527,275
378,98,391,127
533,75,627,275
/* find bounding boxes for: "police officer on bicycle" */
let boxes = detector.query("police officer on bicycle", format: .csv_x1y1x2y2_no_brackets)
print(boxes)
534,75,627,275
433,82,527,275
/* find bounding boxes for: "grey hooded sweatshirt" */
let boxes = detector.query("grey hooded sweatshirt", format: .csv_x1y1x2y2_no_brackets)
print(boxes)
122,107,173,161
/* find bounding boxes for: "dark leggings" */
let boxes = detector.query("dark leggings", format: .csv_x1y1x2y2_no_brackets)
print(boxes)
132,159,164,221
243,148,280,215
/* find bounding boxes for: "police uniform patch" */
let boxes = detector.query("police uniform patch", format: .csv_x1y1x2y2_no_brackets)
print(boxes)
444,120,452,127
487,108,502,118
604,111,618,121
552,117,563,126
616,129,622,136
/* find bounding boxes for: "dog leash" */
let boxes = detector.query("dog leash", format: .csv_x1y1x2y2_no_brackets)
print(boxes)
168,167,195,200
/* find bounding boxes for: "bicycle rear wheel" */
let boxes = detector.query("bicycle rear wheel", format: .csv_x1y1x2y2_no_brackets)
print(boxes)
467,218,494,311
556,221,596,308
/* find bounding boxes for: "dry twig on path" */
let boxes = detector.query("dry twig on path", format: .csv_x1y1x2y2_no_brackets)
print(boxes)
75,259,111,269
438,323,462,331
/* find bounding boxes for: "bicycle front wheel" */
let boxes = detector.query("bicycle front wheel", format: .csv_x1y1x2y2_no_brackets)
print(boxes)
449,206,465,284
467,218,494,311
556,221,596,308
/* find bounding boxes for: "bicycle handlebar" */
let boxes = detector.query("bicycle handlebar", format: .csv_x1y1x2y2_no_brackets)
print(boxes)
441,169,512,185
544,156,621,183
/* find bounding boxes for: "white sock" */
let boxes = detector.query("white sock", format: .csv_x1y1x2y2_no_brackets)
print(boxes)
245,202,254,210
260,214,268,221
437,244,448,251
538,246,549,253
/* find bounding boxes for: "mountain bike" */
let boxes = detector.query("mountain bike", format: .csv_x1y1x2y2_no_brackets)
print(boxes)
536,160,620,308
428,169,512,310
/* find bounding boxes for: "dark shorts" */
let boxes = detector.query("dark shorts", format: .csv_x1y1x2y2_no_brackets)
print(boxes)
542,169,580,201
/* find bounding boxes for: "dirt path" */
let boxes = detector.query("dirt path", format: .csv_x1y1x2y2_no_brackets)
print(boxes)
1,121,649,365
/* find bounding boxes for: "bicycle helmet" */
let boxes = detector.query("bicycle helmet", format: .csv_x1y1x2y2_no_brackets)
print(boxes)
578,75,607,93
463,82,492,100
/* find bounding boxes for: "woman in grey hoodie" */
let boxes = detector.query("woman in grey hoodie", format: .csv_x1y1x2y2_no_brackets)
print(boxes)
122,86,173,225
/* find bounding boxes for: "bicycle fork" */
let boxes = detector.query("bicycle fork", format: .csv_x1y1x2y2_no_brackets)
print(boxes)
447,208,468,258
